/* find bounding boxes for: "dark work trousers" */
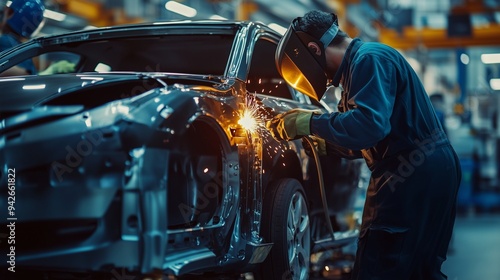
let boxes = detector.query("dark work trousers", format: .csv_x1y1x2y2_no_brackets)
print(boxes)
351,144,461,280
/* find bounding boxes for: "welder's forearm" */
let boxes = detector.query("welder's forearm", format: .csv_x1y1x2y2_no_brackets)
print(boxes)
310,111,389,150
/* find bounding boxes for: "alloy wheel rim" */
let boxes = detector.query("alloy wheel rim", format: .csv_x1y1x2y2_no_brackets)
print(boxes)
286,191,310,279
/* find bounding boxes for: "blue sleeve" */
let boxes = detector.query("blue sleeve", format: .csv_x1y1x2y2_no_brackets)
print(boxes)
311,55,397,150
0,35,37,74
0,36,15,53
325,141,363,159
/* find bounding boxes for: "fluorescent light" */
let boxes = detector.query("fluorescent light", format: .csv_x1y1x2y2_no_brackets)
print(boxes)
481,53,500,64
44,9,66,22
165,1,197,18
23,84,46,90
460,53,469,65
268,23,287,35
490,78,500,90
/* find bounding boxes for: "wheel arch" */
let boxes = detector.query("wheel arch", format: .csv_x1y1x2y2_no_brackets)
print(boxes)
265,149,306,192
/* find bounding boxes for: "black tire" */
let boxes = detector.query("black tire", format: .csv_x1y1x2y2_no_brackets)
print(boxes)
259,178,311,280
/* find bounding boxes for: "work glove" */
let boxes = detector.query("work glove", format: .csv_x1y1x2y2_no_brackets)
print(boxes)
266,108,317,141
302,136,327,157
39,60,76,75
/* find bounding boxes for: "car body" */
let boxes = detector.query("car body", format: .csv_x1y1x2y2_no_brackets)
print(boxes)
0,20,363,279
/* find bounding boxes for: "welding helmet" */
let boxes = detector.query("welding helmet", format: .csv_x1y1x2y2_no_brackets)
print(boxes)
7,0,45,38
275,15,339,101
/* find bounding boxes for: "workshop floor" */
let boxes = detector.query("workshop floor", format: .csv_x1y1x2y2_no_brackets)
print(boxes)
442,213,500,280
316,212,500,280
312,212,500,280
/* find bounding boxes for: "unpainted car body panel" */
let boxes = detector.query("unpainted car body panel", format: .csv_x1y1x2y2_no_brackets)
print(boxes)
0,20,362,278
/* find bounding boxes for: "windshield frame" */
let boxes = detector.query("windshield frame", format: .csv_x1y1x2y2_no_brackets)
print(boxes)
0,21,243,78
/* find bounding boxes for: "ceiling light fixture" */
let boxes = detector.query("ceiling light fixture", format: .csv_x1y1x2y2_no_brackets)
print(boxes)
490,78,500,90
44,9,66,22
165,1,197,18
460,53,470,65
481,53,500,64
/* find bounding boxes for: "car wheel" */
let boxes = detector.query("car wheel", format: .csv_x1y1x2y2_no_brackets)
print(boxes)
259,178,311,280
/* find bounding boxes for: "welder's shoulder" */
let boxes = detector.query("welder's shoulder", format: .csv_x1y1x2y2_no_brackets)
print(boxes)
359,42,401,60
355,42,410,73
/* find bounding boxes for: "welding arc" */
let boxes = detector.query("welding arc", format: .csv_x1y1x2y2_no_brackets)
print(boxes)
303,135,335,241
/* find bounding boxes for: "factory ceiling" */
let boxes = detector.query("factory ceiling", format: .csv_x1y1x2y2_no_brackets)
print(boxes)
33,0,500,50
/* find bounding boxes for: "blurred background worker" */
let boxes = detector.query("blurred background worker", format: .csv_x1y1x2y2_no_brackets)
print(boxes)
0,0,45,76
267,10,461,279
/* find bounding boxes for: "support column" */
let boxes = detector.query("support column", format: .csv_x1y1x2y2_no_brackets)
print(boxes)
496,93,500,187
236,0,257,21
456,48,469,123
457,48,468,104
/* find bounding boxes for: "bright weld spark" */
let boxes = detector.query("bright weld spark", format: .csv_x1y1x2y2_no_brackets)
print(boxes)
239,109,258,132
238,94,268,133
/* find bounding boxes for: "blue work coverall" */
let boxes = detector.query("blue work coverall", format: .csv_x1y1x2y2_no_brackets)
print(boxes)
310,38,461,279
0,33,37,74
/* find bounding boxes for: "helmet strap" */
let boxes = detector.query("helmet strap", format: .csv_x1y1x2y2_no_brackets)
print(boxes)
319,22,339,49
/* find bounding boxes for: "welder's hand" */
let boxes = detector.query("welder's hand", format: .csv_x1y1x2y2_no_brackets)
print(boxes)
302,136,327,157
39,60,75,75
266,108,316,141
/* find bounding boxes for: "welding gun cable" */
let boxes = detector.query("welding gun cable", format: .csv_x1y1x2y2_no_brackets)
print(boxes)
303,135,335,241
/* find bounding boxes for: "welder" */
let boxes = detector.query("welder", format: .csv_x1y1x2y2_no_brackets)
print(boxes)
267,10,461,279
0,0,45,76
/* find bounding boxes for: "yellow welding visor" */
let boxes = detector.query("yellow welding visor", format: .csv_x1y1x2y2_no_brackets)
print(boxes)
275,20,329,101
